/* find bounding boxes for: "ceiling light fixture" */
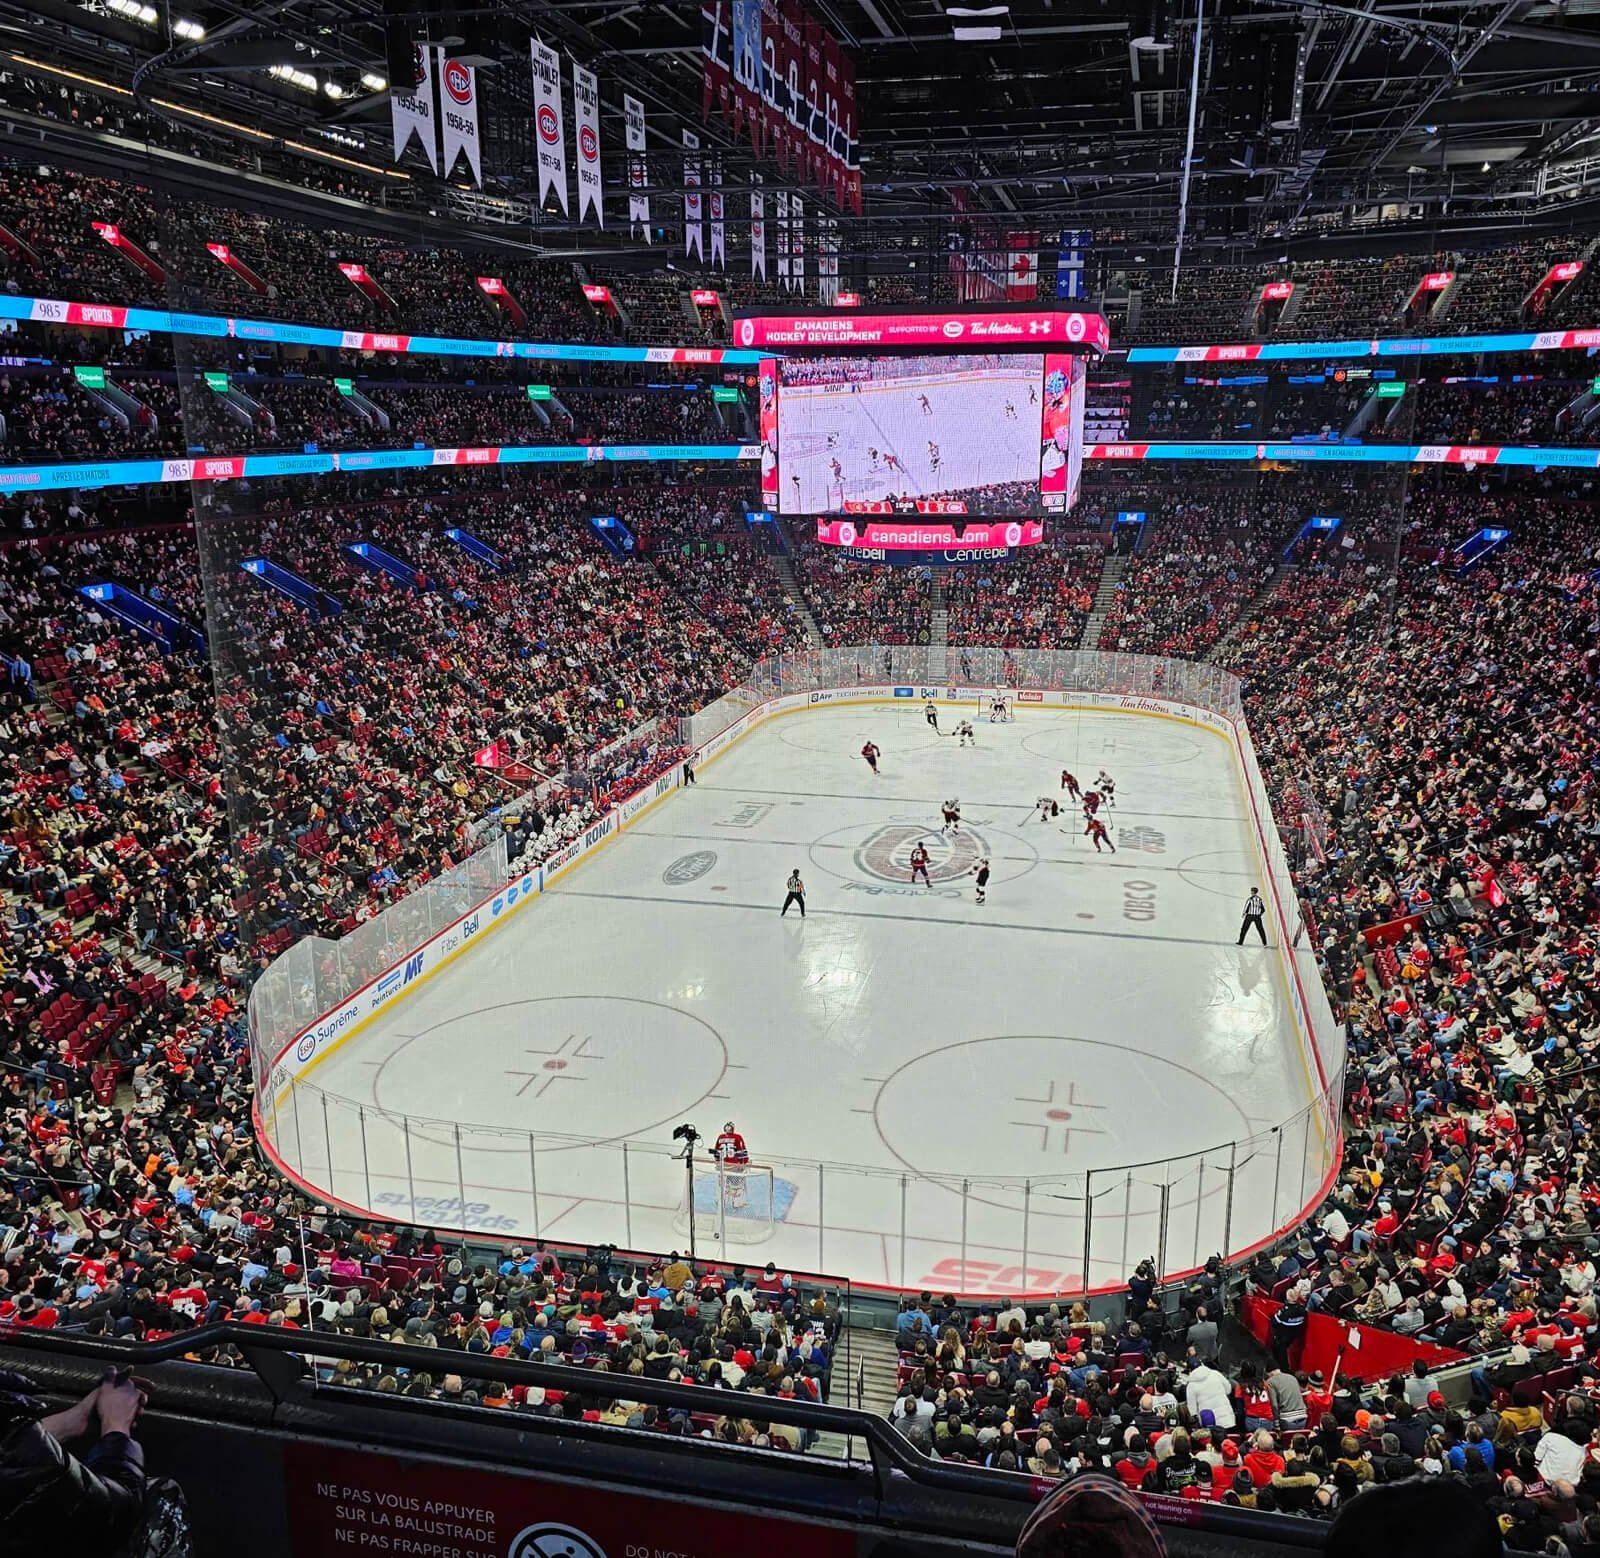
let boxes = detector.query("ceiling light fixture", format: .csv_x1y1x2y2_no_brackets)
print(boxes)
361,72,387,92
173,17,205,39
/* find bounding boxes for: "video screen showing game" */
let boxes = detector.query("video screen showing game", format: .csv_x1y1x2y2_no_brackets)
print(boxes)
766,352,1046,516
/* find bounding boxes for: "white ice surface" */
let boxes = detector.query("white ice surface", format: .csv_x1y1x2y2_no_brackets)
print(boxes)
284,703,1326,1294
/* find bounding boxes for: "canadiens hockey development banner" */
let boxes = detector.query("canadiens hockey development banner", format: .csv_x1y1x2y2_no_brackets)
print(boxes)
391,44,440,173
625,93,650,238
439,56,482,186
684,129,704,261
573,62,603,226
531,40,569,215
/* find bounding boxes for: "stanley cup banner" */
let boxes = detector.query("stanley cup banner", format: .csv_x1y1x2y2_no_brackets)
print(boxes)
439,55,483,186
683,128,704,261
751,178,767,281
625,93,650,239
530,39,569,215
710,161,726,268
791,193,804,293
573,62,603,226
776,188,790,288
391,44,440,173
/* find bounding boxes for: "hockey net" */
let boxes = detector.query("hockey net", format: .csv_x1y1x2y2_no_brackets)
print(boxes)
673,1160,777,1246
979,688,1018,722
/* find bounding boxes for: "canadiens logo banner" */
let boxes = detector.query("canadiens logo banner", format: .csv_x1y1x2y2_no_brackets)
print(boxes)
439,56,482,186
531,39,569,215
624,93,650,238
572,62,603,226
391,44,440,173
684,129,704,260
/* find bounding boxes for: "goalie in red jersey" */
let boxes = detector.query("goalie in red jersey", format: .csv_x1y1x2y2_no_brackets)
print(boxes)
715,1120,751,1207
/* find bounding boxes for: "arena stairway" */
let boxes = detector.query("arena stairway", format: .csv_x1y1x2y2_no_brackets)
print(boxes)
769,553,824,646
1081,553,1126,646
847,1324,908,1418
928,574,949,651
1207,564,1295,661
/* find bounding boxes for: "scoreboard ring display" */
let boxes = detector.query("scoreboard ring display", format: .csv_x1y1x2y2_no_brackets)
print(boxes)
742,308,1105,549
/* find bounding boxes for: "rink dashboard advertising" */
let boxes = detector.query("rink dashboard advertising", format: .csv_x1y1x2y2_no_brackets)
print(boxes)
748,307,1100,527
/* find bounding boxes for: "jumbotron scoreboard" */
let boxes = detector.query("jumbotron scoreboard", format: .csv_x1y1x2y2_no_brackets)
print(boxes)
737,308,1105,563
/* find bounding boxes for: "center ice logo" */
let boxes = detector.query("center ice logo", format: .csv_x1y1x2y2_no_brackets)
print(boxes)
858,823,983,885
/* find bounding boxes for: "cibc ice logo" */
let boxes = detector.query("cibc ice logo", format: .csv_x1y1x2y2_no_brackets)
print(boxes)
444,60,472,104
538,103,560,144
579,124,598,162
506,1524,606,1558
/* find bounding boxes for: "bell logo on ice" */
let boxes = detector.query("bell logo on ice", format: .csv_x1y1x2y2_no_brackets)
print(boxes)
508,1525,606,1558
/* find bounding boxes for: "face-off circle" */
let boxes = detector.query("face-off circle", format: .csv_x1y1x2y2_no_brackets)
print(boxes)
873,1035,1254,1187
374,995,726,1145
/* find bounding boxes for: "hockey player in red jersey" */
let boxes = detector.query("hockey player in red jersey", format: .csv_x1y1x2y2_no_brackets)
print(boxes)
861,740,881,775
1061,770,1082,801
1082,787,1102,817
1086,816,1115,853
909,842,931,886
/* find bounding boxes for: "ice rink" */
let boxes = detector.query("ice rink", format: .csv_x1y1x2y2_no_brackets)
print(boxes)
281,702,1328,1294
779,363,1043,514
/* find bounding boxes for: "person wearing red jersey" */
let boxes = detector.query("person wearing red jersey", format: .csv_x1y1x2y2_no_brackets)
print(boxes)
1061,770,1081,800
909,843,931,886
1086,816,1115,853
1082,787,1102,817
861,740,881,775
715,1121,750,1209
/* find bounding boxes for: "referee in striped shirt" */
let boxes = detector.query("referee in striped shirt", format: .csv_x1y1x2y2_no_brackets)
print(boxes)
1238,888,1268,945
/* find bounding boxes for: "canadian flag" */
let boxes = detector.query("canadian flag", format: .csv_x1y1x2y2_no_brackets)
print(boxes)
1007,232,1039,301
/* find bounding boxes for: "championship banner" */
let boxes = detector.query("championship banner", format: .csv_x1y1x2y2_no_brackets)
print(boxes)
751,179,767,281
702,0,733,121
776,188,790,288
710,161,726,268
625,93,650,239
439,56,483,186
732,0,764,142
573,62,603,226
791,194,805,293
530,40,569,215
391,44,440,173
684,129,704,261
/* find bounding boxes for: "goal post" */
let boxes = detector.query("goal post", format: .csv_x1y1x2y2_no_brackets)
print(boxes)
673,1160,777,1246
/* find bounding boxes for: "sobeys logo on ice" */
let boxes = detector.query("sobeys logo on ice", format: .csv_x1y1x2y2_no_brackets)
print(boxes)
857,822,983,884
507,1523,606,1558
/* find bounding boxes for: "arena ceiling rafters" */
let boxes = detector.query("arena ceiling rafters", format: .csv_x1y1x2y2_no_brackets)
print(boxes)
6,0,1600,261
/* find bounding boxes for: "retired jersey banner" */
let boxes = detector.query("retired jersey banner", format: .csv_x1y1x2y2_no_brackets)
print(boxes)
702,0,733,121
710,161,726,268
391,44,440,174
802,11,824,186
684,129,704,261
732,0,764,142
625,93,650,238
840,48,861,213
823,33,842,202
751,179,767,281
439,56,482,186
572,62,603,226
530,40,569,215
759,0,782,157
779,0,804,170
